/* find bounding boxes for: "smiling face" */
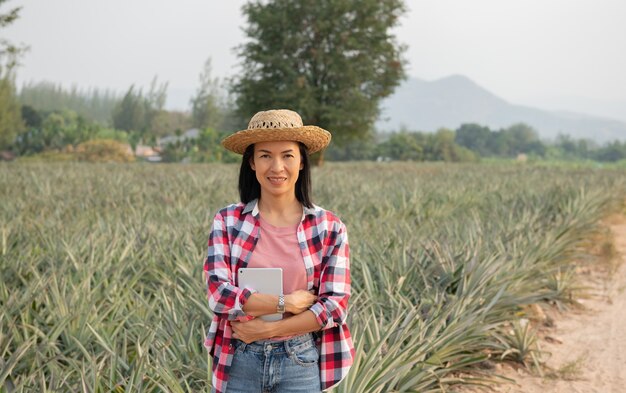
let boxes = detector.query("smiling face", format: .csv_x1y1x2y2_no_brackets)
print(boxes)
249,140,304,199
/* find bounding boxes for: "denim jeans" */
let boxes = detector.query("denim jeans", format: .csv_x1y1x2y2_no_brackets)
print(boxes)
224,333,321,393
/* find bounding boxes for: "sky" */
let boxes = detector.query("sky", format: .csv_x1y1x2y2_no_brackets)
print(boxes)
3,0,626,121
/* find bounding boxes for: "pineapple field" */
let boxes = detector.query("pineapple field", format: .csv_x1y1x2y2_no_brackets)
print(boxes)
1,162,625,392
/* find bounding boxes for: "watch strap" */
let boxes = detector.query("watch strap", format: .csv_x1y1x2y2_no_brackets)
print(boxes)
277,294,285,313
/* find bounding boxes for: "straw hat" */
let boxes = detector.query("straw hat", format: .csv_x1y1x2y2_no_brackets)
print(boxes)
221,109,331,155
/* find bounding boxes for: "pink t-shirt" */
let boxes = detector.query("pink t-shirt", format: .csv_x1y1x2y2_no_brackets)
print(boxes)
247,215,308,339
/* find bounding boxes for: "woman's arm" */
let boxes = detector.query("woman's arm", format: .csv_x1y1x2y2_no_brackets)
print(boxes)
204,211,255,320
242,290,317,317
231,311,321,343
233,218,351,342
309,221,351,330
206,210,316,319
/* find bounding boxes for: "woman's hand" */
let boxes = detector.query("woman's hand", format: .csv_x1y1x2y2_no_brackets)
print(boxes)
285,290,317,315
231,318,272,343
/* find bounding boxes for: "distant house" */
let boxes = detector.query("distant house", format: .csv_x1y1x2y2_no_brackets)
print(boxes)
159,128,200,147
0,151,16,161
135,144,162,162
134,129,200,163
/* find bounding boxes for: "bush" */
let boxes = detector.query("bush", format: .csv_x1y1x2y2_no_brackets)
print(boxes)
17,151,76,162
74,139,134,163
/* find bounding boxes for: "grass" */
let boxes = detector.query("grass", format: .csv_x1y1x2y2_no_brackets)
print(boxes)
1,161,626,392
544,352,588,381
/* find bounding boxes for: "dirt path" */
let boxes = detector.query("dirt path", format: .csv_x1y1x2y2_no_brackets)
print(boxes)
488,217,626,393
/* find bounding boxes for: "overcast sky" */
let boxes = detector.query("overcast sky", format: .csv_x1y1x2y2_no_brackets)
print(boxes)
3,0,626,120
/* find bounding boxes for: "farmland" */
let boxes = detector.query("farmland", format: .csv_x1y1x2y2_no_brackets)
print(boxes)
1,162,625,392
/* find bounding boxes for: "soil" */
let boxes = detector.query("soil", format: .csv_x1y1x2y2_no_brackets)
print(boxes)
454,215,626,393
458,214,626,393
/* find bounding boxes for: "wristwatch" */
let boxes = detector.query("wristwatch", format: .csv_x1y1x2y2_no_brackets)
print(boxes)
277,294,285,313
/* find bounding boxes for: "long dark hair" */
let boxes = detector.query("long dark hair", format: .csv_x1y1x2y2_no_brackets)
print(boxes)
238,142,313,208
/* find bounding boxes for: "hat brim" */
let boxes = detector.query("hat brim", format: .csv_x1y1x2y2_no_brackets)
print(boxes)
221,126,331,155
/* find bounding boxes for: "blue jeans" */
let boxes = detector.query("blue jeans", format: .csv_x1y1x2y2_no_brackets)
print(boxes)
224,333,321,393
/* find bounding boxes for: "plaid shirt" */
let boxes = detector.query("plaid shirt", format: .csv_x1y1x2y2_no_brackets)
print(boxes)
203,198,354,392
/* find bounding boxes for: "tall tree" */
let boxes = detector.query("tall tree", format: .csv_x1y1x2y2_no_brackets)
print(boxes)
112,77,170,143
112,85,146,133
0,0,25,151
233,0,406,164
144,76,168,135
18,81,120,125
0,0,25,73
190,57,223,130
0,76,21,150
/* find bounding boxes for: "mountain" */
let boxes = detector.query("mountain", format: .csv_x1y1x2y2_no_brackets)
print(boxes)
376,75,626,144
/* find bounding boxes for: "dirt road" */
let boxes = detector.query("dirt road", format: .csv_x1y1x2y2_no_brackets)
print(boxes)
490,217,626,393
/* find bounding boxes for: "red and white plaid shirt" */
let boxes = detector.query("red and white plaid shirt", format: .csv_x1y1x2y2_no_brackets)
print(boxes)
203,198,354,392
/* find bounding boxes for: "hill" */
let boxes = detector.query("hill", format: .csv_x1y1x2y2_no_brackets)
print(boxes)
376,75,626,144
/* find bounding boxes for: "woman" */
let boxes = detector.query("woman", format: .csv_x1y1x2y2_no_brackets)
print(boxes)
203,109,354,393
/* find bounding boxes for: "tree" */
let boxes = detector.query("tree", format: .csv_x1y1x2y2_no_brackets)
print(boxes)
18,81,120,125
190,57,223,130
1,0,27,73
13,109,101,154
20,105,41,128
233,0,407,164
112,77,169,141
502,123,540,155
594,141,626,162
143,76,168,136
112,85,146,133
0,0,25,151
0,76,21,149
150,110,192,138
374,128,477,162
377,131,424,161
325,130,378,160
455,123,492,156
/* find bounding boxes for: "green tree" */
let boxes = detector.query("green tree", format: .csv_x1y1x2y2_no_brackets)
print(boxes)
13,109,101,154
325,130,378,160
553,134,595,160
376,129,476,162
233,0,407,164
594,140,626,162
190,57,223,130
0,76,21,149
427,128,454,161
150,110,192,138
112,78,170,143
143,76,168,137
377,130,424,161
455,123,492,156
18,81,120,125
0,0,26,72
112,85,146,133
502,123,541,155
0,0,25,151
20,104,42,128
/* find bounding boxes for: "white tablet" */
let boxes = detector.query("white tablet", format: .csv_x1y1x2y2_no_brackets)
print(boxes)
238,267,283,321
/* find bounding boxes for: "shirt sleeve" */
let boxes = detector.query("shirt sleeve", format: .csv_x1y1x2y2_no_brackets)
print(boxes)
309,220,351,330
203,211,256,320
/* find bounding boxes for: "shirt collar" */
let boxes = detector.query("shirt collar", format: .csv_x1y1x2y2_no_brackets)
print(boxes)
242,198,316,220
